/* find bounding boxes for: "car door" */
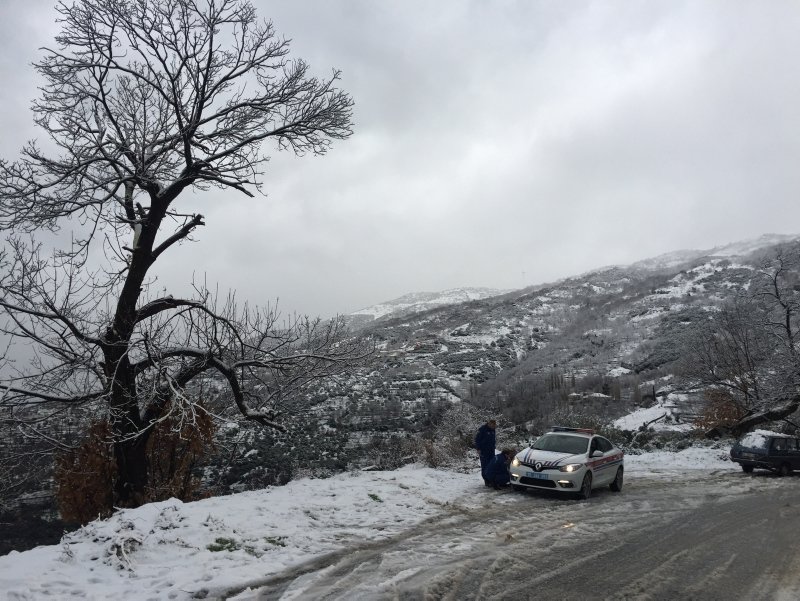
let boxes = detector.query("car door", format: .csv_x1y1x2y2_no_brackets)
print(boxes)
769,437,785,468
594,437,616,485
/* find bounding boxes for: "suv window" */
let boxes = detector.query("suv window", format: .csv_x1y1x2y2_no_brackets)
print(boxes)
770,437,799,452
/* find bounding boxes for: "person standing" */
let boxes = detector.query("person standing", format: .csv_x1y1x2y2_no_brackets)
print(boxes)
474,419,497,485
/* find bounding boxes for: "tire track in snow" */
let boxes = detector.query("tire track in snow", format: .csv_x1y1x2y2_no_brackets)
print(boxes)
224,472,800,600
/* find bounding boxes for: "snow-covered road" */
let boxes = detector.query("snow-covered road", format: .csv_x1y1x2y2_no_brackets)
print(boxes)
3,448,799,600
232,471,800,601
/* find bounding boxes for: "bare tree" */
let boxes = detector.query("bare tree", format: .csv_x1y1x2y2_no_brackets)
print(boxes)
0,0,365,506
728,247,800,433
756,247,800,367
682,295,772,414
684,246,800,436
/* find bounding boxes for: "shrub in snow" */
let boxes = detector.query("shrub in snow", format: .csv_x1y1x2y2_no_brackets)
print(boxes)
55,409,215,524
423,404,493,469
152,505,184,531
60,519,146,571
693,389,748,433
361,434,421,471
209,414,353,492
206,537,240,552
55,421,116,524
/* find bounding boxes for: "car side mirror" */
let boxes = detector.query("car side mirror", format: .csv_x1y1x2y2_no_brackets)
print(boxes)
591,450,604,458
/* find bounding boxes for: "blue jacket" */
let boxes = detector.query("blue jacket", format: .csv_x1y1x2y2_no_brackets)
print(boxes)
485,453,510,485
474,423,496,458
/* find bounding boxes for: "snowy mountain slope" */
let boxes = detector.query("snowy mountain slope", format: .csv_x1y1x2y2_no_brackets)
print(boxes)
347,287,508,326
707,233,799,258
628,233,798,272
327,234,800,432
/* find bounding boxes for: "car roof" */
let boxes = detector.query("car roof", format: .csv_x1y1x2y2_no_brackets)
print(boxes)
544,429,594,439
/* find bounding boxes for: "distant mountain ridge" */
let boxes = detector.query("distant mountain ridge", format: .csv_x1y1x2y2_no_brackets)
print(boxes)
346,234,798,328
345,287,509,328
626,233,799,272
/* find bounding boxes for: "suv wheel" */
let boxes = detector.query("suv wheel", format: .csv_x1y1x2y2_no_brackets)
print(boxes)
741,465,754,473
779,463,792,477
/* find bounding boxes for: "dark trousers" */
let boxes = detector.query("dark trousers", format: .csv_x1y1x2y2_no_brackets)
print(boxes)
487,470,510,488
479,453,494,481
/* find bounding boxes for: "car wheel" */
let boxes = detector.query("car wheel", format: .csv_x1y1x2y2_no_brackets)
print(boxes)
577,473,592,500
609,467,623,492
512,484,524,492
779,463,792,477
741,465,754,473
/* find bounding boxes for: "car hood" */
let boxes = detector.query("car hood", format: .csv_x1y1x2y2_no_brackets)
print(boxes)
517,448,584,468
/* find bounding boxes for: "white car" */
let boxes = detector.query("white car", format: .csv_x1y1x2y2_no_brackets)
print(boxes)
509,427,624,499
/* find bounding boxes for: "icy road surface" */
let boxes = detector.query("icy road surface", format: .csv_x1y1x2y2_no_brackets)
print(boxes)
231,471,800,601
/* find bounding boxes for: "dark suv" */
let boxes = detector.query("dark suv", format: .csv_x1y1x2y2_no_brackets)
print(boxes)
730,431,800,476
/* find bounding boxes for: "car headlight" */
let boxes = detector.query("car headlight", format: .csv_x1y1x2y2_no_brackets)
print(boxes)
511,458,520,467
559,463,583,473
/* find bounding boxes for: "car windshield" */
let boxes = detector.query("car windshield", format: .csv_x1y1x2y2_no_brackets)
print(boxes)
532,434,589,455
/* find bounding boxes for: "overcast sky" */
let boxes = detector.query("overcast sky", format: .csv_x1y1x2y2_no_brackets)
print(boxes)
1,0,800,317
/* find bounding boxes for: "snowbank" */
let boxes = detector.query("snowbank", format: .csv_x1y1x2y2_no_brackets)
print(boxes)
0,467,474,600
625,447,735,476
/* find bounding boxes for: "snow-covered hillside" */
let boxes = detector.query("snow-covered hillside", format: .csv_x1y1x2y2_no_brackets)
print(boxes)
708,233,799,258
349,287,508,323
338,233,800,428
628,233,798,272
613,397,694,432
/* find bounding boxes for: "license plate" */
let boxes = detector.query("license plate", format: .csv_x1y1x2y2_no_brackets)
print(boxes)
526,472,548,480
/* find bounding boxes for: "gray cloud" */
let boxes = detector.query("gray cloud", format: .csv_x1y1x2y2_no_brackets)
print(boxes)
2,0,799,316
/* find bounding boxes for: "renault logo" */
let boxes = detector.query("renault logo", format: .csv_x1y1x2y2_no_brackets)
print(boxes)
534,461,543,471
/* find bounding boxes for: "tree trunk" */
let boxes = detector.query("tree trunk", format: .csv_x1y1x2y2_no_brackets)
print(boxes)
108,365,151,505
105,199,165,505
114,433,150,506
105,336,151,505
707,395,800,438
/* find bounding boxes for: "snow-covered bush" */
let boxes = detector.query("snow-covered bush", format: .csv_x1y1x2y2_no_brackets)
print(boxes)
360,434,421,470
